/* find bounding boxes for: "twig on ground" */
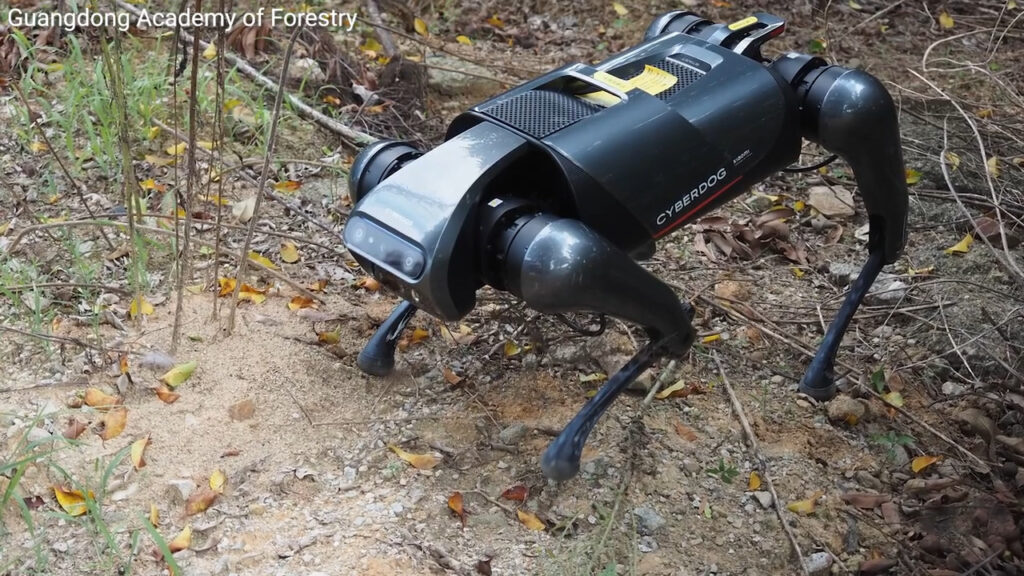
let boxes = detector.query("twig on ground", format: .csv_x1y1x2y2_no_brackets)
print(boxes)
286,388,315,426
113,0,377,147
713,351,810,576
227,24,303,334
363,0,398,57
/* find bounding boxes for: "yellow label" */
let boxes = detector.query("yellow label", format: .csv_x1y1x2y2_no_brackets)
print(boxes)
582,65,678,107
728,16,758,30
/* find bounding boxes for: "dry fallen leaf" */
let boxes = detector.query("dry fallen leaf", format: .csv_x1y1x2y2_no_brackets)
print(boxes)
357,277,380,291
786,491,824,515
287,296,315,311
911,455,940,473
448,491,467,527
938,11,954,29
655,381,704,399
317,330,341,345
53,485,91,516
987,156,1000,178
210,469,227,494
160,361,197,389
944,234,973,255
169,524,192,552
149,503,160,527
129,295,155,318
501,485,529,502
748,471,762,491
455,34,472,45
228,398,256,421
881,391,904,408
841,492,890,509
185,488,218,516
63,418,88,439
516,509,546,531
309,279,328,292
155,385,180,404
409,328,430,344
612,2,628,15
95,406,128,440
248,251,278,270
486,14,504,28
232,196,256,223
388,444,440,470
84,387,121,409
442,367,463,386
273,180,302,193
905,168,922,185
280,242,300,263
414,17,429,36
673,421,698,442
131,436,150,470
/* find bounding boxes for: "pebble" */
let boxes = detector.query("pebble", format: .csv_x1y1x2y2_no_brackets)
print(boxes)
343,466,357,483
167,479,195,502
681,460,701,475
496,460,509,469
752,491,774,510
637,536,659,553
941,381,965,396
770,375,784,385
826,395,866,424
891,445,910,467
498,422,529,445
633,506,666,534
803,551,833,575
390,502,404,515
26,427,53,443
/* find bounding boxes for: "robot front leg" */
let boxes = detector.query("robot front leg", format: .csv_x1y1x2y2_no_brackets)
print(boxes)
487,211,696,480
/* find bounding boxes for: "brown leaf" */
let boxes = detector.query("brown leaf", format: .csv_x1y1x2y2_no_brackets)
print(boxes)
753,206,796,227
714,280,750,302
168,525,192,552
859,558,897,575
448,491,467,527
840,492,891,509
957,408,998,444
185,488,219,516
475,558,492,576
130,435,150,470
501,485,528,502
287,296,315,311
228,399,255,421
63,418,88,439
693,232,716,262
155,385,180,404
903,478,956,497
442,367,463,386
673,421,698,442
996,435,1024,456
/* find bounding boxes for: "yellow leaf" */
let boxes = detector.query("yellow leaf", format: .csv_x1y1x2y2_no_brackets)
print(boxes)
357,276,380,291
280,242,300,263
908,265,934,276
987,156,1000,178
504,340,522,357
53,485,91,516
516,509,546,531
288,296,315,311
388,444,440,469
139,178,166,192
748,471,762,491
448,491,467,526
166,142,187,156
414,17,429,37
976,108,993,119
217,277,236,296
410,327,430,344
455,35,472,45
169,524,192,552
309,279,328,292
944,234,973,255
97,406,128,440
149,503,160,527
360,37,383,53
202,42,217,60
938,11,954,29
155,384,180,404
579,373,607,383
791,267,805,278
129,295,155,318
486,14,504,28
1009,0,1018,10
146,126,161,140
655,380,690,399
144,154,175,167
273,180,302,192
185,489,218,516
848,0,862,9
209,469,227,494
196,140,216,151
945,151,961,170
29,141,49,154
911,455,940,473
612,2,628,16
701,334,721,344
248,251,278,270
41,62,64,72
317,330,341,345
905,168,921,185
786,491,823,515
882,391,904,407
84,387,121,408
160,360,198,389
323,95,342,106
130,436,150,470
793,200,806,212
223,98,242,112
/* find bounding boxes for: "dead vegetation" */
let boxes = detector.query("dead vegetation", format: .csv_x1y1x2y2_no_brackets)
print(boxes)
1,1,1023,575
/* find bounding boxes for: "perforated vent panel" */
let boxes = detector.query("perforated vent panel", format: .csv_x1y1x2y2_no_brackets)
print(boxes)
623,58,704,100
480,90,602,139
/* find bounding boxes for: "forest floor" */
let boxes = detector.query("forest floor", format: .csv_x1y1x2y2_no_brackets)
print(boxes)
1,0,1023,575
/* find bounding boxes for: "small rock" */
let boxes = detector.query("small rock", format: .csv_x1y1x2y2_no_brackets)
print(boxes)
498,423,528,445
287,58,326,83
637,536,659,553
582,457,608,477
682,460,701,475
343,466,357,483
826,395,866,425
770,375,784,385
26,427,53,443
390,502,404,515
803,551,833,576
752,491,773,510
167,479,195,502
890,445,910,467
138,350,176,372
855,471,883,491
866,279,908,306
859,557,897,575
829,262,861,286
633,506,666,535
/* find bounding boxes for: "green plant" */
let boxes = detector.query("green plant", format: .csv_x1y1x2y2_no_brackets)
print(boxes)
705,459,739,484
871,431,915,461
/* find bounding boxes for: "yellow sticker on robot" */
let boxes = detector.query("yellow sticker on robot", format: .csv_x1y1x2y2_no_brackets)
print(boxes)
728,16,758,31
582,65,678,107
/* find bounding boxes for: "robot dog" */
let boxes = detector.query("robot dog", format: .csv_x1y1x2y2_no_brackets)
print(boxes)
343,11,909,481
